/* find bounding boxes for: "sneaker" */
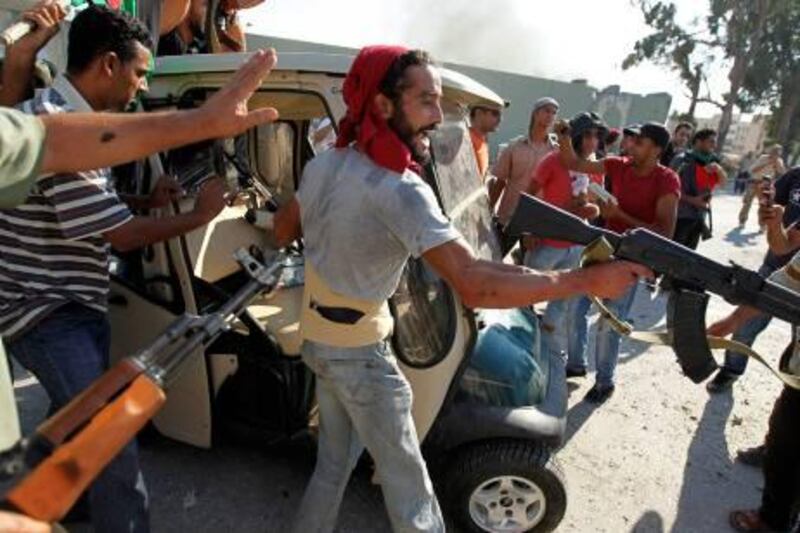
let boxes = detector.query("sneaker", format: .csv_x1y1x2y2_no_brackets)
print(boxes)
736,444,767,468
706,370,738,393
566,367,587,378
585,384,615,404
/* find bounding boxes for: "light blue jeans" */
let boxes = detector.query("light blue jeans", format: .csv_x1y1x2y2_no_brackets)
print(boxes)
524,245,583,363
593,284,640,388
292,340,443,533
567,295,592,373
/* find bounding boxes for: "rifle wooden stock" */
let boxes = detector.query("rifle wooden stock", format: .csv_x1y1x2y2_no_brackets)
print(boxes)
5,375,165,522
37,359,144,446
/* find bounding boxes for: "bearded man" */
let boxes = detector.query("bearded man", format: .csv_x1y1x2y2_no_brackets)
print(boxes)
275,46,648,532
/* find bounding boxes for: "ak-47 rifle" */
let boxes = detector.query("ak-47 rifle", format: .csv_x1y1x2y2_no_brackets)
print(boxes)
506,193,800,383
0,249,285,523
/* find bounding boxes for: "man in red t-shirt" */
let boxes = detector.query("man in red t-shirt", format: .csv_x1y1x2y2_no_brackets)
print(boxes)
555,121,681,403
525,112,605,367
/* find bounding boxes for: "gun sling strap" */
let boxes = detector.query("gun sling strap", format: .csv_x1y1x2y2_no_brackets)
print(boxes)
581,237,800,390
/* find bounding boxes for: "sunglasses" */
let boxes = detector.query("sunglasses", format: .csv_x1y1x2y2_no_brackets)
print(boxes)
475,107,501,117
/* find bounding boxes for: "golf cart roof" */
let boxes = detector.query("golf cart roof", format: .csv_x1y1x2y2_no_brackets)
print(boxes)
154,52,506,109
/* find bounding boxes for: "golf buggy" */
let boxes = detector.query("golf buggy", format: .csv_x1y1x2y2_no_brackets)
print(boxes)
104,52,568,532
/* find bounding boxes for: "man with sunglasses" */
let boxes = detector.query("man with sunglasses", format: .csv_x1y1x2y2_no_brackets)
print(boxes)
469,104,503,179
525,112,605,376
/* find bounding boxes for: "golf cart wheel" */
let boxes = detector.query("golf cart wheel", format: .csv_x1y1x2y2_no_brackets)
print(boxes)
444,440,566,533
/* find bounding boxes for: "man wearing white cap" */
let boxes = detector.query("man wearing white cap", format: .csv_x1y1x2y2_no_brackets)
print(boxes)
490,96,560,225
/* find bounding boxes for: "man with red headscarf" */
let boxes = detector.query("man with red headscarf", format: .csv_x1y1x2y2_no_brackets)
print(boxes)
275,46,649,532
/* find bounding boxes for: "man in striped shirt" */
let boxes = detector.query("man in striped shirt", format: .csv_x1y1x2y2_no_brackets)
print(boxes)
1,6,227,532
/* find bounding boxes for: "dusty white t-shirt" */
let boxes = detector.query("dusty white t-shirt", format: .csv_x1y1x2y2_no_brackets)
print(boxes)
296,147,461,302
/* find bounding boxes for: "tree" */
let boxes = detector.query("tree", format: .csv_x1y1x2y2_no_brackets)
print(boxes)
738,0,800,157
708,0,772,151
622,1,719,122
626,0,776,151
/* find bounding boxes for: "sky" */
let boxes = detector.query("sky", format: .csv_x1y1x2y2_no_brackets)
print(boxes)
241,0,733,119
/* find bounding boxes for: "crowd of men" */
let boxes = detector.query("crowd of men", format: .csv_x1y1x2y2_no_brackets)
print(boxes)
468,78,800,533
0,1,798,532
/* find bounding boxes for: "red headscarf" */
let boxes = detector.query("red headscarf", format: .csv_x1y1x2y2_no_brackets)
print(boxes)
335,45,417,174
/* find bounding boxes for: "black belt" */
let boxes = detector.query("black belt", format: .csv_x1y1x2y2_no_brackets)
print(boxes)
310,300,365,325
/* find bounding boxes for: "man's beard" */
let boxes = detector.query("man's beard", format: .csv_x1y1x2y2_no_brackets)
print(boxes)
389,108,436,166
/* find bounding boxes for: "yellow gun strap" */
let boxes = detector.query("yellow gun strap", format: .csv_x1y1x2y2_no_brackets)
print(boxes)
582,238,800,390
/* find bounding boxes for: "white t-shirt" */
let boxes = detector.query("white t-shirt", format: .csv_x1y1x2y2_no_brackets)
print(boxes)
296,147,461,302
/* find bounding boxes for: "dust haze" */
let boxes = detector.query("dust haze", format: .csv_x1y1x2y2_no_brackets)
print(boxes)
398,1,550,77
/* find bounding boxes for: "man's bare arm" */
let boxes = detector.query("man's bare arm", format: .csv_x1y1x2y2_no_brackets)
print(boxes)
488,148,512,209
707,305,762,338
422,238,650,309
0,1,66,106
762,204,800,256
104,179,225,252
39,49,279,174
552,121,606,176
487,177,506,209
556,137,606,176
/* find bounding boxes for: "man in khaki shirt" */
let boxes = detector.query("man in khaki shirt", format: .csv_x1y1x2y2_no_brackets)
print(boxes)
490,96,559,223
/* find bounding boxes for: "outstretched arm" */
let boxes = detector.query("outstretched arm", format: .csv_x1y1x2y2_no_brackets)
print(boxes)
422,238,651,309
553,121,606,176
39,49,279,174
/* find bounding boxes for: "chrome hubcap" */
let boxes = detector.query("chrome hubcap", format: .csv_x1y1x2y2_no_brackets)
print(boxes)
469,475,546,532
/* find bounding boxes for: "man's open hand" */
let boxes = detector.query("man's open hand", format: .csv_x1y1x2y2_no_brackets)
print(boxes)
198,49,280,139
12,0,66,56
581,261,653,300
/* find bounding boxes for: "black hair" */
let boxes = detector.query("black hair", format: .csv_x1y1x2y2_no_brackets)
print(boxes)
379,49,434,103
674,121,693,134
67,4,153,75
692,128,716,144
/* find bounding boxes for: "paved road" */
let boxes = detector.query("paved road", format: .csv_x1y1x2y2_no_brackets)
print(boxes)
12,191,788,532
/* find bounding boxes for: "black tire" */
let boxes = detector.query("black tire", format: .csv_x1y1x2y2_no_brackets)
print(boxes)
442,440,567,533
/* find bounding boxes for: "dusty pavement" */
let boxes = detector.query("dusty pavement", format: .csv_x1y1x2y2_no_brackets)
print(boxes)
11,191,791,533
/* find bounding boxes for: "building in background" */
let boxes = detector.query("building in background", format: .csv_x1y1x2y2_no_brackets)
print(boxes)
247,34,673,161
671,114,769,159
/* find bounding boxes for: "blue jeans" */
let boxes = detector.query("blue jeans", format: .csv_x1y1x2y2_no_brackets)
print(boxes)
567,295,592,372
8,302,150,533
722,262,776,375
594,284,640,388
293,340,443,533
722,314,772,375
525,245,583,363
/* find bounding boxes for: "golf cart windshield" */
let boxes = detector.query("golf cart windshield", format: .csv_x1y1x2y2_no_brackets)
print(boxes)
390,103,549,407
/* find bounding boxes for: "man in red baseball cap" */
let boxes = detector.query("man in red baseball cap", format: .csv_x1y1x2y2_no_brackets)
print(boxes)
275,46,649,532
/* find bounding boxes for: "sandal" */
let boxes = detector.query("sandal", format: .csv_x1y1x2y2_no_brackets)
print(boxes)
729,509,780,532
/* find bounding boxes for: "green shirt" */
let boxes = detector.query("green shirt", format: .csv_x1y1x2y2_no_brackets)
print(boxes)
0,108,46,209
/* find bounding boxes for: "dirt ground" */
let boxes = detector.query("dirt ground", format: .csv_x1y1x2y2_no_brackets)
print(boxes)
12,191,790,532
